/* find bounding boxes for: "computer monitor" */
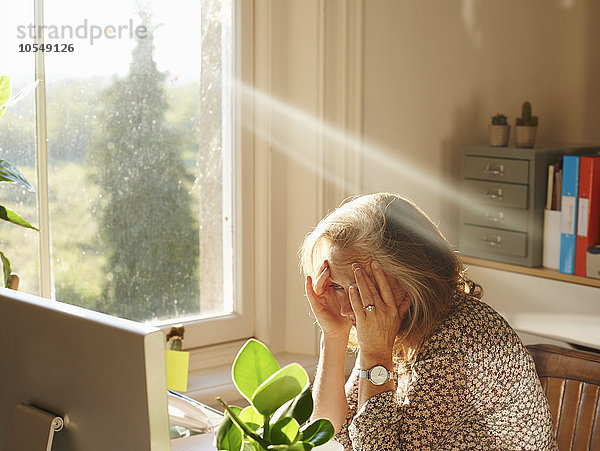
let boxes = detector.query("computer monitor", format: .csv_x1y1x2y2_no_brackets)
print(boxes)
0,287,171,450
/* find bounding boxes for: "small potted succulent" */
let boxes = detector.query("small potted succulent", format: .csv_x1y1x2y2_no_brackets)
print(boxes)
489,113,510,147
216,339,336,450
514,101,538,148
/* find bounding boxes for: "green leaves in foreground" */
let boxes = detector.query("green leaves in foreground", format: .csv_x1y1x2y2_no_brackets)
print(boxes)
0,76,40,288
0,159,35,190
233,339,280,402
0,205,39,231
1,252,11,288
0,76,10,120
216,339,335,451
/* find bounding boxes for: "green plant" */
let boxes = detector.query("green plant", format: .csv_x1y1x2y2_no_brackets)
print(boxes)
216,339,334,451
490,113,508,126
515,101,538,126
0,75,39,288
166,326,185,351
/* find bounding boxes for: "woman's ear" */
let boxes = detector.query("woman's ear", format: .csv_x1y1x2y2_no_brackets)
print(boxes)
397,292,411,319
388,275,411,317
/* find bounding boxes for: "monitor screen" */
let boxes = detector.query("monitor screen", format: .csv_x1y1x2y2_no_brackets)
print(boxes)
0,287,171,450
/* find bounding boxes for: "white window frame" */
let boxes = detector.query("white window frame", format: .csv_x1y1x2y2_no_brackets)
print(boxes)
30,0,255,354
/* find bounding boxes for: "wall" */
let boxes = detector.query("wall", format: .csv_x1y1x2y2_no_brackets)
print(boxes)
267,0,600,355
362,0,600,243
360,0,600,346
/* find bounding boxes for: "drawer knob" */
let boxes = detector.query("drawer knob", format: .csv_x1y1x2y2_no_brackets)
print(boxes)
482,234,503,247
484,164,505,177
484,188,503,200
485,212,505,223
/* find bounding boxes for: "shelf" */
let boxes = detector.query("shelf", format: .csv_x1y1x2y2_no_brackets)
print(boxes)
461,256,600,289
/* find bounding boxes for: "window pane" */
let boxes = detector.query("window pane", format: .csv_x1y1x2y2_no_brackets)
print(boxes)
0,3,39,294
43,0,233,322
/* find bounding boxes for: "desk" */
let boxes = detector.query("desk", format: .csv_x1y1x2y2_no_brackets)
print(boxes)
502,312,600,350
171,433,345,451
171,432,216,451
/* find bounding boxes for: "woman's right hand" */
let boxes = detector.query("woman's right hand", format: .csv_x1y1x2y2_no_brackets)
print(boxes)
305,260,352,342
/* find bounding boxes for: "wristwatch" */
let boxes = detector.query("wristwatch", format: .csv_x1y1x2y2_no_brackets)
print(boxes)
359,365,394,386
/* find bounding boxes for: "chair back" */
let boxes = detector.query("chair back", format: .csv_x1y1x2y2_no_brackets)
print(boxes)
527,344,600,451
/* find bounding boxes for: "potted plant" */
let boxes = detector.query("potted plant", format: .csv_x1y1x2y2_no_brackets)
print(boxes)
0,75,39,289
514,101,538,148
216,339,336,450
489,113,510,147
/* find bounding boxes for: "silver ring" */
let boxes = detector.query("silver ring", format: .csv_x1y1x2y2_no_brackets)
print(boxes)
363,304,375,312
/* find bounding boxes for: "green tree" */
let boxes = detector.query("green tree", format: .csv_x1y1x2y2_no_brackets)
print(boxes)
89,12,199,321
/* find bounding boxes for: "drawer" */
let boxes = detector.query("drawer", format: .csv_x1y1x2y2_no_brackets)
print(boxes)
464,156,529,184
463,180,528,209
461,225,527,258
462,205,529,232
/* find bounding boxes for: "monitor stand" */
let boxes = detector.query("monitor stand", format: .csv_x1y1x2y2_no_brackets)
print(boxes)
2,403,64,451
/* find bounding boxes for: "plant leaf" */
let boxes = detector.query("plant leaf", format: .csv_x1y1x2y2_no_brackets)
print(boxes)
0,159,35,191
299,419,334,447
268,443,312,450
216,398,267,447
271,383,313,426
252,363,309,416
239,406,263,432
216,405,243,451
233,339,280,403
0,251,11,288
0,76,10,120
270,417,300,445
242,441,260,451
0,205,39,231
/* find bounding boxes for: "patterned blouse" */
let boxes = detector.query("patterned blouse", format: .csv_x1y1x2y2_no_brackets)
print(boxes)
334,296,558,450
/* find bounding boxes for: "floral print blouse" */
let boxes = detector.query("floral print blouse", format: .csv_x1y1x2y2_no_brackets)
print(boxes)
334,297,558,450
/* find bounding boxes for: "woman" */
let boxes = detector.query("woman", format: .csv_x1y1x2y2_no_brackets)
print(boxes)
300,193,557,450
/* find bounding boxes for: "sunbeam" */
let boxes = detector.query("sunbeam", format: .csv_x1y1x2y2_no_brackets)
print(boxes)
235,79,485,223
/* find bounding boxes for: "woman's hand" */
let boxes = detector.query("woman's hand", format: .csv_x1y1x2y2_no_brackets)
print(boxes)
305,260,352,342
349,261,408,360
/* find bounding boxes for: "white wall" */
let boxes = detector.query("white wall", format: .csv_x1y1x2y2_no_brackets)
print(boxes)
362,0,600,244
266,0,600,355
358,0,600,347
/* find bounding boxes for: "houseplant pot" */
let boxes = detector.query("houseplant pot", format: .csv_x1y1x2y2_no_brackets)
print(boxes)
489,113,510,147
514,101,538,148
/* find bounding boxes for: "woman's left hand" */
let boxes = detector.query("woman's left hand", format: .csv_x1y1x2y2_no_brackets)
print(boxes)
348,261,405,359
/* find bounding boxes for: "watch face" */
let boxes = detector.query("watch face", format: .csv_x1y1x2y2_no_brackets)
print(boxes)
370,365,389,385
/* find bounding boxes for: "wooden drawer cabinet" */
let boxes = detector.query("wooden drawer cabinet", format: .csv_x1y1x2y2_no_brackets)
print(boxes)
459,145,600,267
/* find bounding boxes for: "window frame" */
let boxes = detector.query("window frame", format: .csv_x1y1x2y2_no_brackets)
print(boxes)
30,0,255,350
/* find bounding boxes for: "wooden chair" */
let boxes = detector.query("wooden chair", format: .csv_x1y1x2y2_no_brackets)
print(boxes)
528,344,600,451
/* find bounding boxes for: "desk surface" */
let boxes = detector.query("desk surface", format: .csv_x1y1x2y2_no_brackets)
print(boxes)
502,312,600,350
171,432,215,451
171,433,345,451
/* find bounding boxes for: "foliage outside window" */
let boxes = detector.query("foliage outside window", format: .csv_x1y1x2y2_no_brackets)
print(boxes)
0,0,236,327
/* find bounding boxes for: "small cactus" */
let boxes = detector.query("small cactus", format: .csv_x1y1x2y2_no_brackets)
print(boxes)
166,325,185,351
491,113,508,126
515,101,538,126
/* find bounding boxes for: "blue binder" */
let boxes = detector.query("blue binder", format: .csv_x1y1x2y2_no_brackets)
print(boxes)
559,156,580,274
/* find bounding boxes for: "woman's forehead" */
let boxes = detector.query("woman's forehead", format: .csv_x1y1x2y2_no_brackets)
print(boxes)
319,245,371,281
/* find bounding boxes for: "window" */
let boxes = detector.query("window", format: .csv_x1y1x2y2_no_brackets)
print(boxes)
1,0,252,347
